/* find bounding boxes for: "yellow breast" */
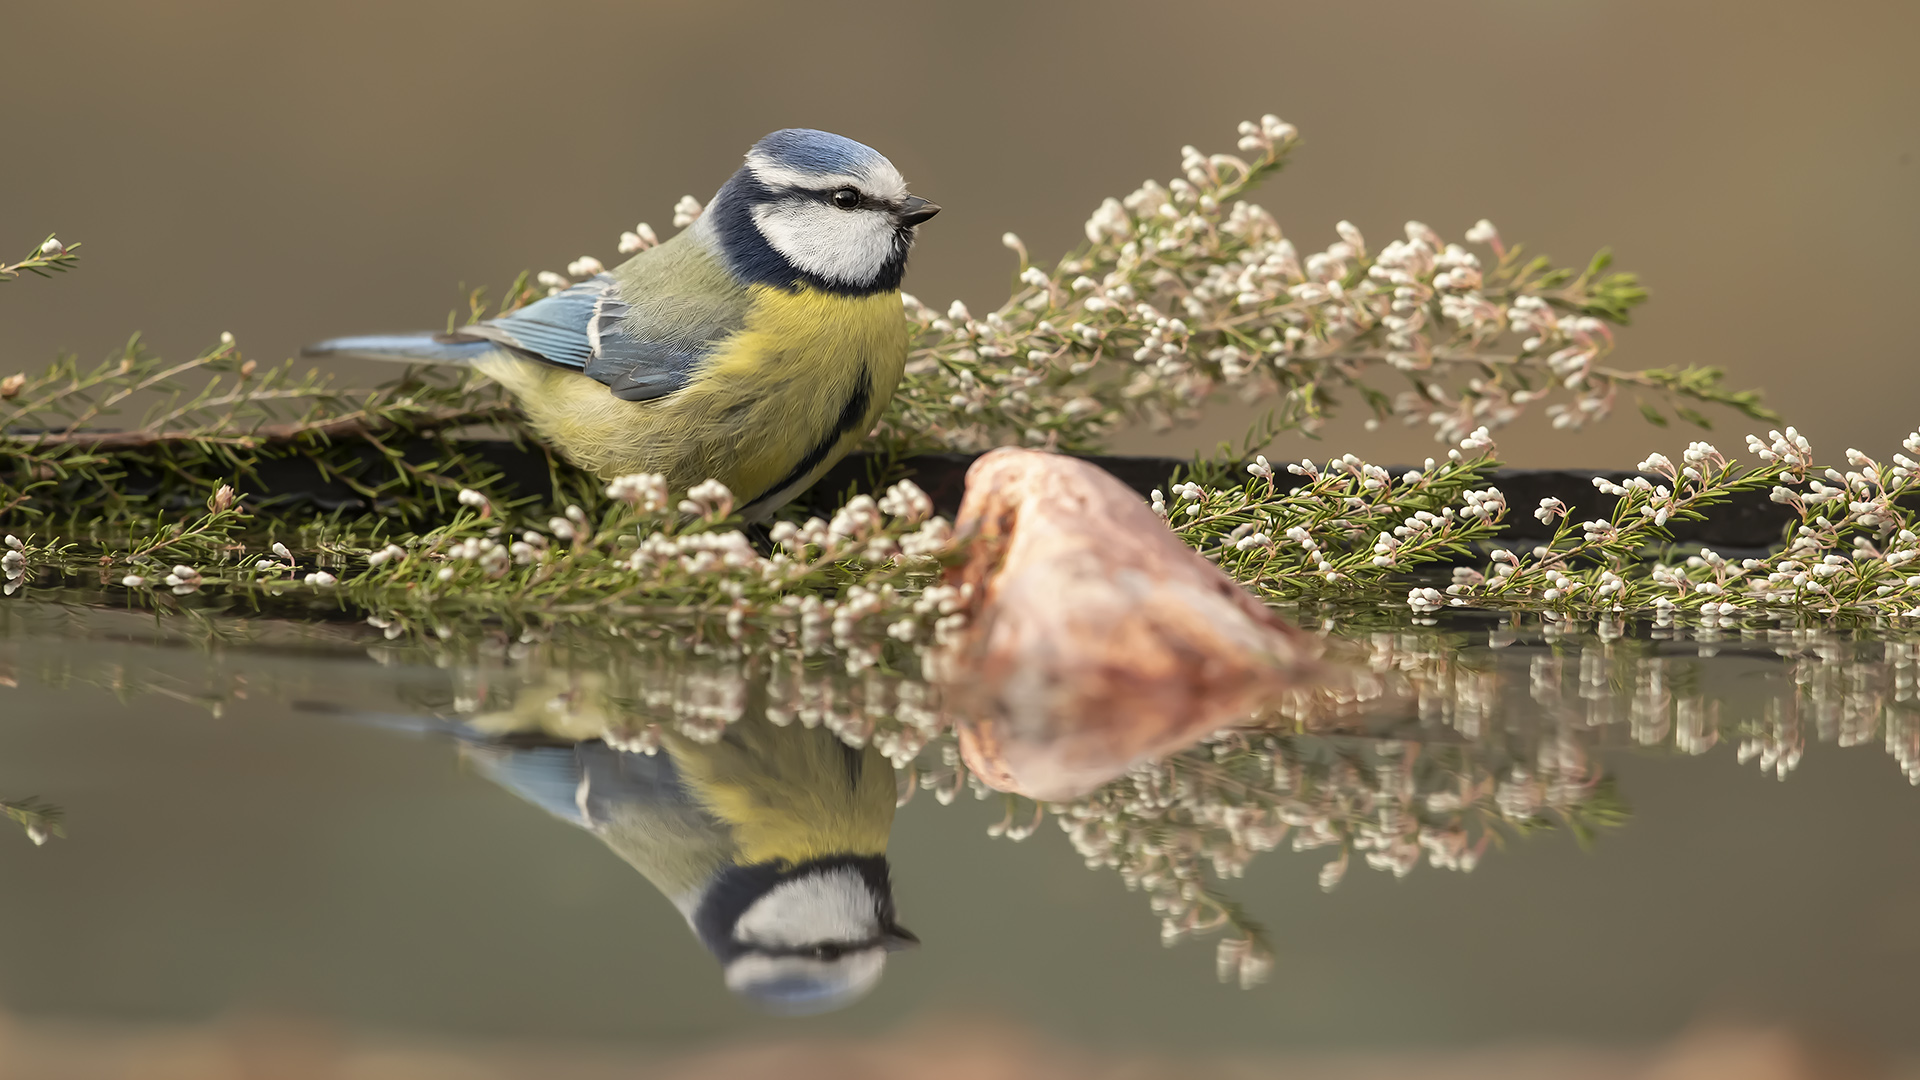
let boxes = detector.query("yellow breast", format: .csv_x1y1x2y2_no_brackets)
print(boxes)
479,286,907,514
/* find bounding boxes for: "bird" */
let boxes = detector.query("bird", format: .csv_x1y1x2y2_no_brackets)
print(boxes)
314,675,917,1015
304,128,940,520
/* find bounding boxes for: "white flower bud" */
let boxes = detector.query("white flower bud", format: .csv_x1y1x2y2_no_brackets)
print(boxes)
1335,220,1366,257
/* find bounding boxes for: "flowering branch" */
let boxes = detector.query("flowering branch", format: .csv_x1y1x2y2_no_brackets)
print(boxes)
865,116,1769,456
1,335,521,523
0,234,79,285
48,474,966,675
1444,427,1920,621
1159,427,1507,600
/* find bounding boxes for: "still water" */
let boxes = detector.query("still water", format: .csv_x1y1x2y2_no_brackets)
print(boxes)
2,590,1919,1073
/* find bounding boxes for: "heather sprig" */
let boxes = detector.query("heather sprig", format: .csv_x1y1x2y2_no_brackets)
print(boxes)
1160,426,1508,599
0,234,79,286
0,333,523,523
1443,427,1920,621
88,475,965,675
862,116,1770,456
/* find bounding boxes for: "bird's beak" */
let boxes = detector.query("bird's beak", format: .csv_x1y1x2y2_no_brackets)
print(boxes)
884,925,921,951
896,196,941,227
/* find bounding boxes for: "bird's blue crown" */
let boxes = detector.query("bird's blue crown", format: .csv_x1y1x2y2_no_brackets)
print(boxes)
750,129,886,178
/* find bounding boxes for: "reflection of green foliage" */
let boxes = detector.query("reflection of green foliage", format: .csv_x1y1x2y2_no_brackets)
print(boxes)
1556,776,1631,850
20,591,1920,988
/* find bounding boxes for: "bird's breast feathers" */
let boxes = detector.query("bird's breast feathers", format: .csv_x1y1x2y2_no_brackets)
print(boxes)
482,283,906,511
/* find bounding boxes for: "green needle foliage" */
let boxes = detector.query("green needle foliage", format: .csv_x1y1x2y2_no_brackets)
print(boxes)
0,234,80,285
2,112,1773,532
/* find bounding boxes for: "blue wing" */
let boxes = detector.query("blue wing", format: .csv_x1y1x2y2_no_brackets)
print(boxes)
304,274,705,403
447,275,703,402
465,741,695,828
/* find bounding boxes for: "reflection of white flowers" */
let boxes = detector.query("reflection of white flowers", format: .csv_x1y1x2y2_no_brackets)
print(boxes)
966,613,1920,988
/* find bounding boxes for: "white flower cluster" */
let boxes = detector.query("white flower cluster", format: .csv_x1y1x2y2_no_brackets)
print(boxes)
768,483,951,567
882,115,1684,456
606,471,670,513
1428,428,1920,620
546,504,591,542
364,543,406,568
439,535,513,579
1169,431,1506,601
617,222,659,255
763,642,946,764
204,474,965,652
677,478,734,520
1748,426,1818,483
1,535,25,596
254,541,296,573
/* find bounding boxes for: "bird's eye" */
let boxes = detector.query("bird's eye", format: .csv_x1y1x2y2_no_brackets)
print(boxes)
831,188,861,210
812,944,845,961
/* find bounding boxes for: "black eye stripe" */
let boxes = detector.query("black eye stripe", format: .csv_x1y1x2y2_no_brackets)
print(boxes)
794,187,870,210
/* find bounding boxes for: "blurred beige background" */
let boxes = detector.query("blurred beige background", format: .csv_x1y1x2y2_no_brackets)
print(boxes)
3,0,1915,467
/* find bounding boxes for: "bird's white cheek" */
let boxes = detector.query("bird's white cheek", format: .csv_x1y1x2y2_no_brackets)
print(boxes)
734,869,879,947
752,202,897,287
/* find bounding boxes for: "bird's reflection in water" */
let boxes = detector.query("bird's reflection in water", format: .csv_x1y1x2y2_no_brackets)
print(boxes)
355,678,916,1015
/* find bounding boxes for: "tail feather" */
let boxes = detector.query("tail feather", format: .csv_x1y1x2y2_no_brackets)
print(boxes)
302,333,496,366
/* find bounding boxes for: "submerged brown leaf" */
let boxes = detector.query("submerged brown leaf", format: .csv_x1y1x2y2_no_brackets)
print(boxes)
941,448,1329,800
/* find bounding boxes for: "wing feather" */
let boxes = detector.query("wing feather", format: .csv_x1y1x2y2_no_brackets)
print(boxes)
451,274,712,403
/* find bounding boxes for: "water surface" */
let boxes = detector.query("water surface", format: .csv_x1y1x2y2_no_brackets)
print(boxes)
2,593,1918,1067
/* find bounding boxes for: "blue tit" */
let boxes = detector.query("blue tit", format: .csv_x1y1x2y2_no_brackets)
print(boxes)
304,129,940,520
333,689,916,1015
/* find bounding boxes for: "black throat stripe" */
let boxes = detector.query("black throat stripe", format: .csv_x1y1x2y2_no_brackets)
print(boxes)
742,366,873,514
